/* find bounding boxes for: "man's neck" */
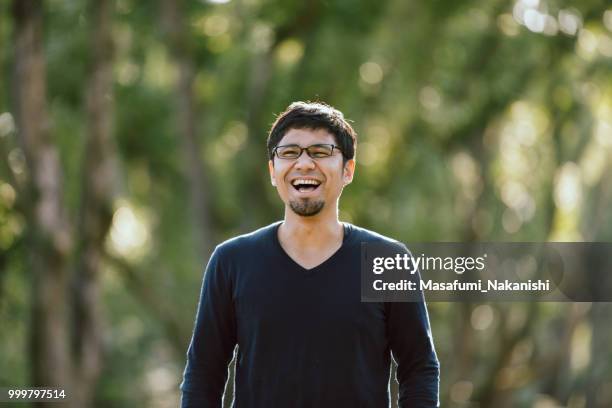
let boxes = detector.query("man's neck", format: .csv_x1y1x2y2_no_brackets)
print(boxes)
279,206,344,250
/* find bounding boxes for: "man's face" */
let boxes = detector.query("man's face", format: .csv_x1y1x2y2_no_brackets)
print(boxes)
268,128,355,217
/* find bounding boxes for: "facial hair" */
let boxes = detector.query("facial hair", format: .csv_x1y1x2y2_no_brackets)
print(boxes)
289,198,325,217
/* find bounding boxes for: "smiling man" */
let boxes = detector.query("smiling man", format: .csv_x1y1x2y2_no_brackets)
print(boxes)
180,101,440,407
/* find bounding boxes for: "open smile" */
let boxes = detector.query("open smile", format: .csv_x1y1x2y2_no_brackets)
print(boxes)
290,178,322,194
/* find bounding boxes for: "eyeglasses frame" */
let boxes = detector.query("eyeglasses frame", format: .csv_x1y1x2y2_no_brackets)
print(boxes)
273,143,343,160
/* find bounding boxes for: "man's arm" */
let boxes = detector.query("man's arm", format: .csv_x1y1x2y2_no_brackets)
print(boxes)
386,264,440,408
180,247,237,408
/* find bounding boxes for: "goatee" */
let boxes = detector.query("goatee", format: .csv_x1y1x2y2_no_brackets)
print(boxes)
289,199,325,216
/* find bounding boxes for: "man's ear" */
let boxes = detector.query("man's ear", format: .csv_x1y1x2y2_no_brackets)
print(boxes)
343,159,355,185
268,160,277,186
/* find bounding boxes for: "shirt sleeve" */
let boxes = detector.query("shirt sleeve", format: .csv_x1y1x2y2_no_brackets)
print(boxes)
180,246,237,408
386,246,440,408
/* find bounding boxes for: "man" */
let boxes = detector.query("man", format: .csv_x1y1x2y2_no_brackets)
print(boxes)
180,101,439,407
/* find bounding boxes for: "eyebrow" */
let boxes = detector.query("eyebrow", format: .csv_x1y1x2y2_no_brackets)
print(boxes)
278,143,334,146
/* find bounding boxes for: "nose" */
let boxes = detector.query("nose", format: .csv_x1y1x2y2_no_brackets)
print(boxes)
293,151,316,171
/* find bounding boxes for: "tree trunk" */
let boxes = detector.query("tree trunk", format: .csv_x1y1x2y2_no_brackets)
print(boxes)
13,0,72,404
70,0,116,406
161,0,213,257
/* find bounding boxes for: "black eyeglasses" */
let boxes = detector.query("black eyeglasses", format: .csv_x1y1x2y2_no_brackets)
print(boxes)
273,144,342,160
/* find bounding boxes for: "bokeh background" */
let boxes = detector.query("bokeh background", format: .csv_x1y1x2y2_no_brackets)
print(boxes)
1,0,611,407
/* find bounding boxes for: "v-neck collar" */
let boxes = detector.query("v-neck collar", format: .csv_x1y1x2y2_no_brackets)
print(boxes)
271,221,353,273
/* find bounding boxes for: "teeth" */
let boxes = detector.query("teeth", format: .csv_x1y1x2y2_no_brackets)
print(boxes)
292,179,321,186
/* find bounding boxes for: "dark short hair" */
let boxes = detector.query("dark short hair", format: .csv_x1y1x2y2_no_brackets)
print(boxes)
266,101,357,162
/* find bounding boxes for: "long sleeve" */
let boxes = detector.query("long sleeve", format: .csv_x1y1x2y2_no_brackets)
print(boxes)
180,247,237,408
386,273,440,407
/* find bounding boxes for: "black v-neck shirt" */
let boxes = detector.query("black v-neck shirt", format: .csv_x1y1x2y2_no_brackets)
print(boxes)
180,222,439,408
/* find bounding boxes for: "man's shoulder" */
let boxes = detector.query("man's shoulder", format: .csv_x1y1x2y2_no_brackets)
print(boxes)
346,223,407,250
213,222,279,258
